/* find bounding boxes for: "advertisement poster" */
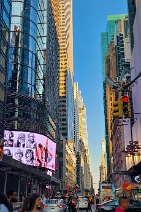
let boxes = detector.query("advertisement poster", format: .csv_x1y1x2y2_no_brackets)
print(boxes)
3,130,56,170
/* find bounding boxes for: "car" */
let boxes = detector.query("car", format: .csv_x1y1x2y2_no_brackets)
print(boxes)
43,199,67,212
96,199,141,212
77,197,89,209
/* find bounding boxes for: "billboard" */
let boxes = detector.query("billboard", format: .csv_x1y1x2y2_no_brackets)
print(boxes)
3,130,56,170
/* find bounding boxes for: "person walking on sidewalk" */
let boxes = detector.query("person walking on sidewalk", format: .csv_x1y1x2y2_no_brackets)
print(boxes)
115,196,129,212
86,198,92,212
0,192,12,212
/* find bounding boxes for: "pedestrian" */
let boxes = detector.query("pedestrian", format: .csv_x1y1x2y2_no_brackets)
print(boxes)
41,194,47,205
86,198,92,212
20,196,31,212
96,197,99,205
0,192,12,212
115,196,129,212
21,195,25,207
7,190,17,212
28,194,42,212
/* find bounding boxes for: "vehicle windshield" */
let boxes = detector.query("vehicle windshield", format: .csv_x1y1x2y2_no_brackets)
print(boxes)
48,199,59,205
104,200,118,206
79,198,88,202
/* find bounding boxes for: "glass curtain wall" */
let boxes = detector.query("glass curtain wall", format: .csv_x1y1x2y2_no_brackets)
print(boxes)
6,0,55,138
0,0,12,138
8,0,38,97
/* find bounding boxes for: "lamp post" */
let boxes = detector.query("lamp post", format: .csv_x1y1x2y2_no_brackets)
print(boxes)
123,141,141,166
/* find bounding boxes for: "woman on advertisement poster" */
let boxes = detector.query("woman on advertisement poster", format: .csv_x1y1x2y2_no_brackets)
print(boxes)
16,133,25,148
35,139,53,168
36,143,45,167
4,131,14,147
25,149,34,165
26,133,37,149
44,139,53,167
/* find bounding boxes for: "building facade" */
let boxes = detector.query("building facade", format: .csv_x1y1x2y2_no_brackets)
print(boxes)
0,0,12,138
127,0,138,51
99,139,107,182
74,82,80,152
105,42,117,177
78,89,91,191
125,0,141,170
5,0,57,139
47,0,75,188
101,14,128,178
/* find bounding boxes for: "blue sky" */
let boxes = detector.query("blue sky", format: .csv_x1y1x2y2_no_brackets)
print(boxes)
73,0,127,191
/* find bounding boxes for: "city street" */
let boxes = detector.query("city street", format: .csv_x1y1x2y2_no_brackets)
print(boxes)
1,0,141,211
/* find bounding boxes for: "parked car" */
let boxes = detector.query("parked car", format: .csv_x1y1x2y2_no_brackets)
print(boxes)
43,199,67,212
96,199,141,212
76,197,89,209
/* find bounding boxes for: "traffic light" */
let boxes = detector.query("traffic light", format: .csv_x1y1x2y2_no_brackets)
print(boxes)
122,96,131,118
113,99,123,118
0,145,3,159
137,188,141,193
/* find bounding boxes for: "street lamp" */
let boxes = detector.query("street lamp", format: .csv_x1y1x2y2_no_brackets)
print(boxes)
123,141,141,166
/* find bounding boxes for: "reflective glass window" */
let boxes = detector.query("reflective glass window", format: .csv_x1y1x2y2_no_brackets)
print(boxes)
2,26,9,42
0,87,5,102
0,71,6,86
0,103,4,118
4,0,11,14
1,38,8,55
26,0,38,10
3,10,10,26
23,35,36,52
12,1,23,16
0,54,6,69
25,6,37,22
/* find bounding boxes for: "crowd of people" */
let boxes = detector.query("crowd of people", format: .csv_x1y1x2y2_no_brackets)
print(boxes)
0,189,129,212
0,190,44,212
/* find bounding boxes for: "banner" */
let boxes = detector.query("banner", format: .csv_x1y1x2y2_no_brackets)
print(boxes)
3,130,56,170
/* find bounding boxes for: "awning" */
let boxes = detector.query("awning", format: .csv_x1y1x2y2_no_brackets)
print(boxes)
0,155,51,183
128,161,141,176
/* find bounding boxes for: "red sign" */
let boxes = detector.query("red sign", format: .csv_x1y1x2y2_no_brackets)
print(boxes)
102,186,112,189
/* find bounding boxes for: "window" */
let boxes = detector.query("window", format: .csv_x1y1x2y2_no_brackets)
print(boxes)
4,0,11,14
2,26,9,42
106,200,118,206
0,71,6,86
0,87,5,102
3,10,10,26
0,54,6,69
1,38,8,55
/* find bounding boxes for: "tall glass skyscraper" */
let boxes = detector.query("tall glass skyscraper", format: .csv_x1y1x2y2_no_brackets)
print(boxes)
5,0,56,139
8,0,43,97
0,0,12,138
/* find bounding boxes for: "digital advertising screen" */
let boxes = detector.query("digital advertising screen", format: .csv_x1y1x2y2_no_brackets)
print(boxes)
3,130,56,170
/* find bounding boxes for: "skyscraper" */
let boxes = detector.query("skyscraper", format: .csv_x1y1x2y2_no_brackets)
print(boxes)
47,0,74,188
127,0,137,51
74,82,79,152
103,16,131,183
100,139,107,182
101,14,128,176
77,89,91,191
6,0,56,139
0,0,12,138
